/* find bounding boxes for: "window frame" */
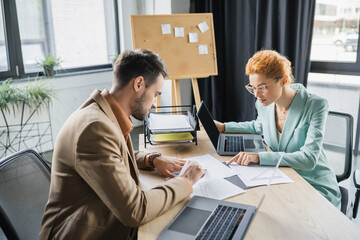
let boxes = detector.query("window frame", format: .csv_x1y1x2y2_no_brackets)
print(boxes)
0,0,120,81
310,17,360,155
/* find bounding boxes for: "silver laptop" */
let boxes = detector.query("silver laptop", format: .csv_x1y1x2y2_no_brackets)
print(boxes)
197,101,265,155
158,156,284,240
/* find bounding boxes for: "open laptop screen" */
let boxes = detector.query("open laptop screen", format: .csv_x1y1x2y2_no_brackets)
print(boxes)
197,101,220,149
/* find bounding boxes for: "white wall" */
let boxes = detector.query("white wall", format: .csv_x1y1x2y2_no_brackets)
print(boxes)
118,0,138,51
171,0,190,13
48,71,113,141
171,0,192,107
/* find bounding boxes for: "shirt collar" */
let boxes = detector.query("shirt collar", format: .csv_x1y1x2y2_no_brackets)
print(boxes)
101,89,133,140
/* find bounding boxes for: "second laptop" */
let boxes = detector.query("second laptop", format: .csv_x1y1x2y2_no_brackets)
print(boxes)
197,101,266,155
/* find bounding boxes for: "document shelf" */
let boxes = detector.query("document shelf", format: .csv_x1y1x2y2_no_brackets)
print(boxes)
144,105,199,148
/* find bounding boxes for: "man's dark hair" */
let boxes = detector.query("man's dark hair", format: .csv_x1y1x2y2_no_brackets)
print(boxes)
113,49,169,90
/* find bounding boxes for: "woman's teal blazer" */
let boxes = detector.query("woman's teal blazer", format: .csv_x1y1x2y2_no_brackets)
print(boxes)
225,83,341,207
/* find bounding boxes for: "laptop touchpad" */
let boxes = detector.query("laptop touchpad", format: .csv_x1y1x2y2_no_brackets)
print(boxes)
244,139,263,149
168,207,212,235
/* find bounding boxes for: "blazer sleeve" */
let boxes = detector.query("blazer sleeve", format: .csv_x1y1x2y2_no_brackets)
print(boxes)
224,104,263,134
259,98,329,171
74,121,191,227
134,151,149,170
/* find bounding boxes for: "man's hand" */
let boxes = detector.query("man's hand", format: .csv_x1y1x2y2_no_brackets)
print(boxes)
178,161,205,185
153,156,186,178
227,152,260,166
214,120,225,133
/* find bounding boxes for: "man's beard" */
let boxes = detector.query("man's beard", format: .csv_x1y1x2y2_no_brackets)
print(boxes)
132,91,148,121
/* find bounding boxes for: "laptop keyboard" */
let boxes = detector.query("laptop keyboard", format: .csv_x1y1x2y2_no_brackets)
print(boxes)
224,136,242,152
196,205,245,240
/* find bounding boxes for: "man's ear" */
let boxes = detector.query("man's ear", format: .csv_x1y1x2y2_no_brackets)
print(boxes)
133,76,145,93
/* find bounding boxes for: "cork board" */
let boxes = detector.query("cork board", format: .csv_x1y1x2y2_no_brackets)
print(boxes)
131,13,218,79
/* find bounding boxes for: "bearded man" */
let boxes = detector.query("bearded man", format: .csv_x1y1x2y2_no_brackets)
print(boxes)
39,49,204,239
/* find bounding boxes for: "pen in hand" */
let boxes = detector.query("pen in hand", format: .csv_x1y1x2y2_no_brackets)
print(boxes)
179,160,190,176
226,158,236,166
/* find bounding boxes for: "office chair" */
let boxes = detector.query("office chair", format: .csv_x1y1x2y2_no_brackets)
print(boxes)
353,170,360,218
0,149,51,240
323,111,359,218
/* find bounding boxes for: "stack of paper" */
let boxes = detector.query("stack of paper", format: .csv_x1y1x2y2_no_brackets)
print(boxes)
186,155,243,200
148,113,193,133
191,178,246,200
150,132,194,143
187,154,237,181
228,164,294,188
175,154,293,200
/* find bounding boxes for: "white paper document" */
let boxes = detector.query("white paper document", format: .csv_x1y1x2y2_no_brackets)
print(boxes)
189,32,198,43
186,154,237,181
148,113,193,132
198,20,209,33
174,27,184,37
191,178,245,200
198,45,208,55
161,24,171,34
229,164,293,187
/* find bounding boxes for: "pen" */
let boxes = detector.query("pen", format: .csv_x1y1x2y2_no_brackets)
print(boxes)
226,158,235,166
223,161,231,168
250,168,273,181
179,160,190,176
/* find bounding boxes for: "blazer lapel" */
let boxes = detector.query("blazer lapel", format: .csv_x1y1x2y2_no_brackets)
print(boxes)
126,138,140,184
91,91,137,174
266,103,280,151
278,87,307,150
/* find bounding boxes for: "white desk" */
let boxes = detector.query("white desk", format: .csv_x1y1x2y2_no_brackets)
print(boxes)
138,131,360,239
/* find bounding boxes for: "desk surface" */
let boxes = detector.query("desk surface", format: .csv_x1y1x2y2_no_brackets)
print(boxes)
138,131,360,240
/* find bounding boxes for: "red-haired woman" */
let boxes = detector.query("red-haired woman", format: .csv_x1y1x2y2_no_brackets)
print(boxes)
215,50,341,208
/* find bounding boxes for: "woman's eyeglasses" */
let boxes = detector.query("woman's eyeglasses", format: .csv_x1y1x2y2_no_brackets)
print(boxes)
245,76,283,96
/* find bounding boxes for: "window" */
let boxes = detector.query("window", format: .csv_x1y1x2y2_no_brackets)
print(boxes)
0,2,8,72
16,0,47,73
310,0,360,154
344,8,352,14
311,1,359,63
49,0,117,69
0,0,120,80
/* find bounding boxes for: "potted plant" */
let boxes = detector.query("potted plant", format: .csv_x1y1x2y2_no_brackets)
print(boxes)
0,79,56,157
36,55,62,77
0,79,55,112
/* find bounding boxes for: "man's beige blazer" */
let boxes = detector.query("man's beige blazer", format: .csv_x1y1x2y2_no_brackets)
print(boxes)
39,90,190,239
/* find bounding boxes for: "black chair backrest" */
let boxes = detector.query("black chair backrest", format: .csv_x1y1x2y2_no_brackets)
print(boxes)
323,111,353,182
0,149,51,240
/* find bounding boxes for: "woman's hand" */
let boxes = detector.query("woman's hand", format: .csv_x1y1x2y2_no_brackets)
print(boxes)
227,152,260,166
214,120,225,133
